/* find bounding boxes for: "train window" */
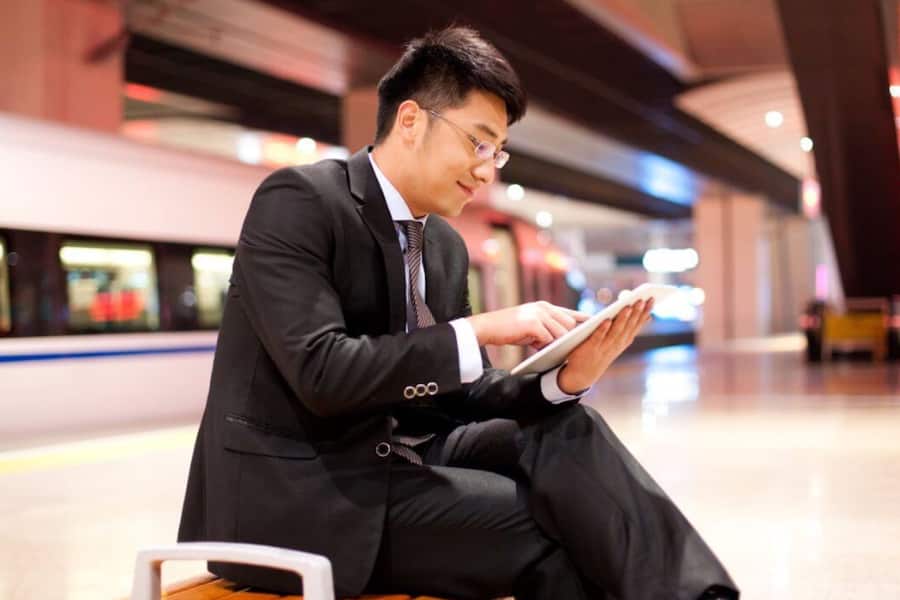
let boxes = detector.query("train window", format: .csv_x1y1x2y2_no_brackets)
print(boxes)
192,250,234,328
0,237,10,333
59,241,160,332
467,266,485,315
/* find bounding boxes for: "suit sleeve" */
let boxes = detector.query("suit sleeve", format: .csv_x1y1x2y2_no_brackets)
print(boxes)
234,168,462,419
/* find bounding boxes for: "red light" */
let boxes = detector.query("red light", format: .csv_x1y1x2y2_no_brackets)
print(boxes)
124,83,163,103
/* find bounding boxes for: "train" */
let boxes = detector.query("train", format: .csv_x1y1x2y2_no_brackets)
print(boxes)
0,113,574,444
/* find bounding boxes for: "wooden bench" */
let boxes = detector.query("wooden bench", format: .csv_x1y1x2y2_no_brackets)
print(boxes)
130,543,449,600
163,575,444,600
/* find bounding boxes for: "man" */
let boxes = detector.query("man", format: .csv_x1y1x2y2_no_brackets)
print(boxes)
178,26,738,600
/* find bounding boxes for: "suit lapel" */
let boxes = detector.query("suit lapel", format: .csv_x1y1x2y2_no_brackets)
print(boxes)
348,148,407,334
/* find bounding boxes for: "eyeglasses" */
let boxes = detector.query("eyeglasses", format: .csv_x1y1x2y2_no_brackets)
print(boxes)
427,110,510,169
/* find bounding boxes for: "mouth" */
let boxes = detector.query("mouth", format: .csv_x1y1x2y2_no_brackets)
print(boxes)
457,182,475,200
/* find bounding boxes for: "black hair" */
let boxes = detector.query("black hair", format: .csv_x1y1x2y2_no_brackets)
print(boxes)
374,26,526,144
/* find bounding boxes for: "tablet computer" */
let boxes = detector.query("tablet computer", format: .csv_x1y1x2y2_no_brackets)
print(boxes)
510,283,679,376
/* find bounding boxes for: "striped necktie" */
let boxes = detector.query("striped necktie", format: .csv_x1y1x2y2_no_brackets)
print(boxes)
400,220,435,330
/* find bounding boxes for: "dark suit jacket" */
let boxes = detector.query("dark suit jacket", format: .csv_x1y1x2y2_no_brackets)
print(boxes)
178,148,551,595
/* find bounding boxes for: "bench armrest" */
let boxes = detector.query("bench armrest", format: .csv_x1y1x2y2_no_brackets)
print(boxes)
130,542,335,600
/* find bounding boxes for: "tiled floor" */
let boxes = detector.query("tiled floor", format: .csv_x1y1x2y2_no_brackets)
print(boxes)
2,336,899,599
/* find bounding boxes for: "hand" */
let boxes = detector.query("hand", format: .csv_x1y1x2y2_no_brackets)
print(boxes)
466,301,590,350
557,299,654,394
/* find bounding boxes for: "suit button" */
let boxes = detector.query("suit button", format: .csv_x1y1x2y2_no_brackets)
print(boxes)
426,382,439,395
415,383,427,397
403,386,416,399
375,442,392,458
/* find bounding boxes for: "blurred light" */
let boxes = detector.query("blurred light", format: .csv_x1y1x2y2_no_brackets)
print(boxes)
890,85,900,98
535,211,553,228
263,140,297,165
596,288,614,304
637,154,695,206
765,110,784,128
237,133,263,165
802,178,821,219
181,289,197,307
321,146,350,160
192,252,234,273
60,246,153,268
0,245,4,261
649,286,699,322
642,248,698,273
296,137,316,154
481,238,500,259
506,184,525,201
566,269,587,290
577,297,598,314
800,137,814,152
124,83,162,103
688,287,706,305
544,250,568,271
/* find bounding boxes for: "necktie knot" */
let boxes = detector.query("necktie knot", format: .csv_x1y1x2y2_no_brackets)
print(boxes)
401,220,424,253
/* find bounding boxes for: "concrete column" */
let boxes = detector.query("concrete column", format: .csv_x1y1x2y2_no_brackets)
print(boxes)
0,0,123,132
342,86,379,153
693,191,766,346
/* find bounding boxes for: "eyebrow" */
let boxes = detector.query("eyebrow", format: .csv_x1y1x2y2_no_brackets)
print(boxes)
474,122,508,147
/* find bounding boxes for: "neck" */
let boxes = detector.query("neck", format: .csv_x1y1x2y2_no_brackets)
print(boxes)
371,143,428,218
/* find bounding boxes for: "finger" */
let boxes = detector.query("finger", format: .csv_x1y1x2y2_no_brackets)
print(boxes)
530,320,556,348
557,306,592,322
540,312,569,340
627,300,645,329
548,307,578,330
609,304,635,341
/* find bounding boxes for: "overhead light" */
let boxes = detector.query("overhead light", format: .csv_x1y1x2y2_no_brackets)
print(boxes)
192,252,235,273
237,133,263,165
535,211,553,228
296,137,316,153
800,137,814,152
506,184,525,201
890,85,900,98
765,111,784,128
60,245,153,268
642,248,699,273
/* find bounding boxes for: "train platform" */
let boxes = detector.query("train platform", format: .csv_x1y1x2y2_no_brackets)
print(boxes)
2,337,899,599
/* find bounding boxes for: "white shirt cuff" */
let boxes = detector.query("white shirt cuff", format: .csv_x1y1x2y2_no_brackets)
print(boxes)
541,365,589,404
449,318,484,384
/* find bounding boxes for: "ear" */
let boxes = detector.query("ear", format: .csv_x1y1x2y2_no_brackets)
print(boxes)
395,100,424,144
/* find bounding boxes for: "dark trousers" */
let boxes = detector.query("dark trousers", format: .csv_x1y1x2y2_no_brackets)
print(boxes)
364,403,738,600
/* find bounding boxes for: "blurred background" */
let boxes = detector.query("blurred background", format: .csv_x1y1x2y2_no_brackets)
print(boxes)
1,0,899,598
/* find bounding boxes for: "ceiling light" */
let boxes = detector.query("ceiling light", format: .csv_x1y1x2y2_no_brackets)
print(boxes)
800,137,814,152
765,111,784,128
296,137,316,153
506,184,525,201
535,211,553,228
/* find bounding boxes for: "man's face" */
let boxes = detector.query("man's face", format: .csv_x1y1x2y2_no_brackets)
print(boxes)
408,90,509,217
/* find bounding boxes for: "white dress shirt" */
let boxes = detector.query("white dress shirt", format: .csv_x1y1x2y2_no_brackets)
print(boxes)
368,153,580,404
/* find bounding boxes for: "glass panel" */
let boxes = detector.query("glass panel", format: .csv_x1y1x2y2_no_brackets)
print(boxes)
467,266,484,315
192,250,234,328
0,238,10,333
59,241,159,332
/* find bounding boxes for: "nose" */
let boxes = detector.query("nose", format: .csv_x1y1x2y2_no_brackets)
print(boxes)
472,160,496,186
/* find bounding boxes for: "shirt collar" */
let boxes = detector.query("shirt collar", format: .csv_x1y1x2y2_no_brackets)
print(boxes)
368,152,428,227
